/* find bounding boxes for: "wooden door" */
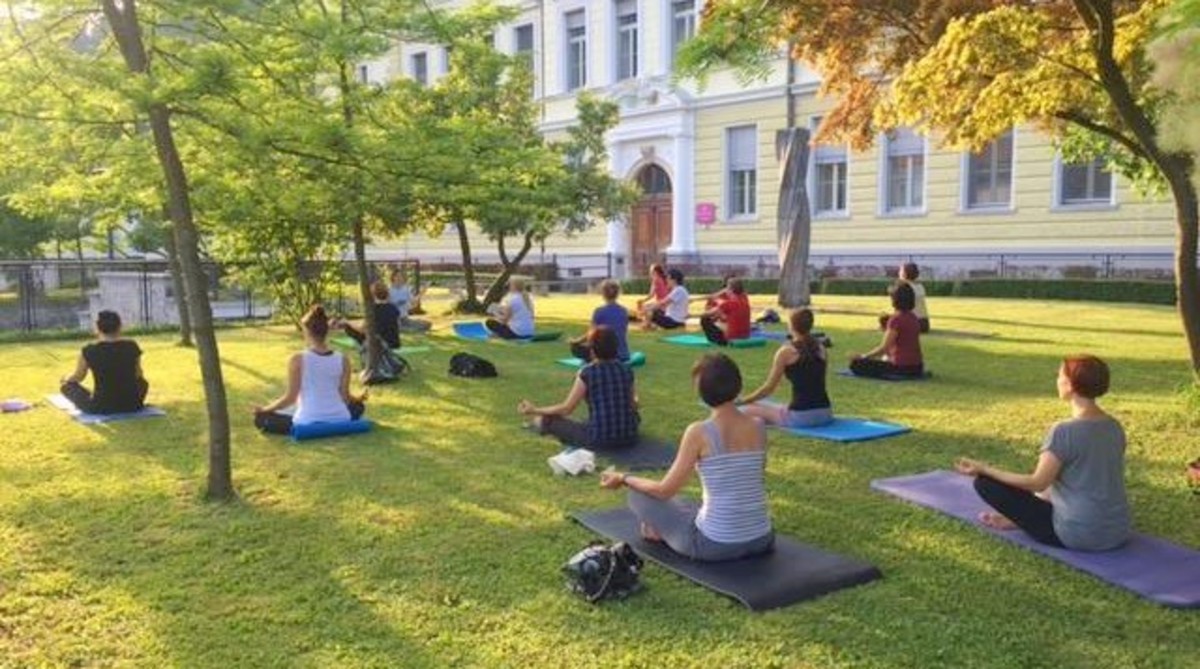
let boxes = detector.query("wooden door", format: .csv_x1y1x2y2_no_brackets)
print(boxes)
631,198,673,274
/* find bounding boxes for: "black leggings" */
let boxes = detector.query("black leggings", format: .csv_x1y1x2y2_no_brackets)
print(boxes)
570,341,592,361
255,401,366,435
700,315,728,346
849,358,923,379
973,475,1064,547
485,319,522,339
649,310,685,330
540,415,636,451
61,379,148,414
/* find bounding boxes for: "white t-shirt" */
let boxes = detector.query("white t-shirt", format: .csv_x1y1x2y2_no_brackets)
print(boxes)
664,285,690,324
506,292,535,337
906,281,929,320
389,285,412,319
293,350,351,425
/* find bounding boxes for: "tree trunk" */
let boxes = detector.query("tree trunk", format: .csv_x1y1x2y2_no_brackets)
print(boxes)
482,232,535,308
453,219,482,312
101,0,234,501
1162,160,1200,382
164,222,193,347
776,128,813,308
350,216,381,370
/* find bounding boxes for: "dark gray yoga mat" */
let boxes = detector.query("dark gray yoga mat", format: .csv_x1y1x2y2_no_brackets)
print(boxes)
588,437,677,470
571,507,882,611
872,470,1200,609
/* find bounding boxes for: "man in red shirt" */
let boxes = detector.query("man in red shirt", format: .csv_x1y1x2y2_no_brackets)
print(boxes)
700,278,752,345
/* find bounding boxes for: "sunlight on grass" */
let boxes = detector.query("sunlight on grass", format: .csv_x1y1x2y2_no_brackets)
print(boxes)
1,295,1197,667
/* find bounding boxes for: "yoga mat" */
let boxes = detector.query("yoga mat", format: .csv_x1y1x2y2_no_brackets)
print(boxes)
453,322,491,341
583,437,677,470
748,401,910,442
871,470,1200,609
331,336,430,354
291,419,373,442
571,507,882,611
750,329,791,342
521,331,563,343
555,352,647,369
836,369,933,382
662,334,768,349
46,394,166,425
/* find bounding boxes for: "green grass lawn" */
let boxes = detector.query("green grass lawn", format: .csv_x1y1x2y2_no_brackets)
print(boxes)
1,295,1197,668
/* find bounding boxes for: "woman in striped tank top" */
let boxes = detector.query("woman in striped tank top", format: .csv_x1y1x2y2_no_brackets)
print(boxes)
600,354,775,561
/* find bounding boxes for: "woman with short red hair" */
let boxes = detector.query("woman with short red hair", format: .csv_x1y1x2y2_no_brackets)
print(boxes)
955,355,1131,551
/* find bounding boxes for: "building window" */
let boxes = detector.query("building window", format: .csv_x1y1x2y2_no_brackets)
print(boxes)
443,46,453,73
810,117,848,216
514,23,535,57
357,65,369,84
1059,157,1114,206
965,130,1014,210
565,10,587,91
671,0,696,63
727,125,758,218
884,127,925,213
615,0,638,81
410,52,428,86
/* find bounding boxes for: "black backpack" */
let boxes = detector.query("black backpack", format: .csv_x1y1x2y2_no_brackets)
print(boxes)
448,352,497,378
562,541,644,603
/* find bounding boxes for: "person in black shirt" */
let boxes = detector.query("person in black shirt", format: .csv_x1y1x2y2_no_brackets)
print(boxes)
738,308,834,427
338,281,401,350
60,310,148,414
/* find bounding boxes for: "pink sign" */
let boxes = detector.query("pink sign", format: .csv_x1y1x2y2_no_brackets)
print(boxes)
695,202,717,226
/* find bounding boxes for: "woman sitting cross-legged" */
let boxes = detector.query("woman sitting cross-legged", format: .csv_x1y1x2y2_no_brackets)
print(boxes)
569,279,630,363
599,353,775,562
519,326,639,450
641,268,690,331
738,308,833,428
254,305,367,435
486,277,535,340
956,355,1130,551
60,309,148,414
849,282,924,378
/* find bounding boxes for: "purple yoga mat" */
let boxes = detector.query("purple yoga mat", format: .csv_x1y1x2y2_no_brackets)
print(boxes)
871,470,1200,609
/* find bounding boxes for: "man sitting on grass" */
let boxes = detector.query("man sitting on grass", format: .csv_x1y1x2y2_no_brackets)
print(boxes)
60,310,148,415
569,280,630,363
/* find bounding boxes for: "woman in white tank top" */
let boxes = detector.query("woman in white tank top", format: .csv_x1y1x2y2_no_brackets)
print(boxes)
254,305,367,434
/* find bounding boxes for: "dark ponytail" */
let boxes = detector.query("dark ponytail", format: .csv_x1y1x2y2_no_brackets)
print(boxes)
301,304,330,340
790,308,817,361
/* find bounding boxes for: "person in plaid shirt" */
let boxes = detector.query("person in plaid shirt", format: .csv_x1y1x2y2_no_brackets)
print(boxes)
519,327,640,449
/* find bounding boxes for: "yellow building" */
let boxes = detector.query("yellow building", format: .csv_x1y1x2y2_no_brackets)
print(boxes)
363,1,1177,279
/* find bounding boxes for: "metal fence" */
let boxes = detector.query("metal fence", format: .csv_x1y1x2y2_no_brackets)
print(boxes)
0,251,1183,335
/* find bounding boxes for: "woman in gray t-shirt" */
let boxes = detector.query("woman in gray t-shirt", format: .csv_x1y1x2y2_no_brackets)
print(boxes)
956,355,1131,551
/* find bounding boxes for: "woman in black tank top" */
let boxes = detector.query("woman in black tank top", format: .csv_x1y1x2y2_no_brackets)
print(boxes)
738,309,834,428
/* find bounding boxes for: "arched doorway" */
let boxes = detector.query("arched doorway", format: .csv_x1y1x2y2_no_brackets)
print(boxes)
630,164,673,274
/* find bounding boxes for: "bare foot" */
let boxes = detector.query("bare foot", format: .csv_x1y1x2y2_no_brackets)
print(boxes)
978,511,1017,530
639,522,663,542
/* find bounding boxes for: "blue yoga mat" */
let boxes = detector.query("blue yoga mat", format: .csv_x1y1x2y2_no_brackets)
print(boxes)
745,401,910,442
662,334,768,348
556,352,647,369
872,470,1200,609
751,329,791,342
836,369,933,382
453,322,491,341
291,419,373,442
47,394,166,425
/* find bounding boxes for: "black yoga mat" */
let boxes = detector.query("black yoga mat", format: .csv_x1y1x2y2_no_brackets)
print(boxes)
589,438,677,470
571,507,882,611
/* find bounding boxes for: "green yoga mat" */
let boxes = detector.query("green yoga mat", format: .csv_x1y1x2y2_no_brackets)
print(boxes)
329,336,431,354
555,352,647,369
661,334,768,349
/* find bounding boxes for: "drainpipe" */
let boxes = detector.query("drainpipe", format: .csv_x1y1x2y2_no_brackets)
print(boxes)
538,0,546,124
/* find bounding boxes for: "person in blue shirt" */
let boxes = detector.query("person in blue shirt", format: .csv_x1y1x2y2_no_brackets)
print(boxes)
569,280,630,362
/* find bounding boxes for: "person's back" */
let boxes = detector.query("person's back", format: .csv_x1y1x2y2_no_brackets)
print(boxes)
373,301,401,349
665,283,690,323
389,283,412,319
581,360,639,447
886,311,923,368
507,291,535,337
592,302,630,360
905,280,929,321
294,349,351,424
84,339,143,413
1045,416,1131,551
721,293,752,340
694,413,771,544
785,338,830,411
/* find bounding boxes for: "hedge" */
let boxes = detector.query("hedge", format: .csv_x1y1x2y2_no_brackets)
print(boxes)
618,276,1175,306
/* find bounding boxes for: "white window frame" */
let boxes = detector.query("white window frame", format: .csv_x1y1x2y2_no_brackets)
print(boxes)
725,124,759,221
668,0,697,68
513,23,536,57
409,51,428,86
806,116,850,220
613,0,640,82
563,8,588,93
1052,154,1118,211
878,127,928,217
959,129,1016,214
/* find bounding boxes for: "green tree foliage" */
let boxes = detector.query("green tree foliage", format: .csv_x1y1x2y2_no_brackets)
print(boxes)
681,0,1200,381
0,201,51,259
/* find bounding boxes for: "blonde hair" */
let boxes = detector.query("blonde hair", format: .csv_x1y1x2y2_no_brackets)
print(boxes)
510,277,533,315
